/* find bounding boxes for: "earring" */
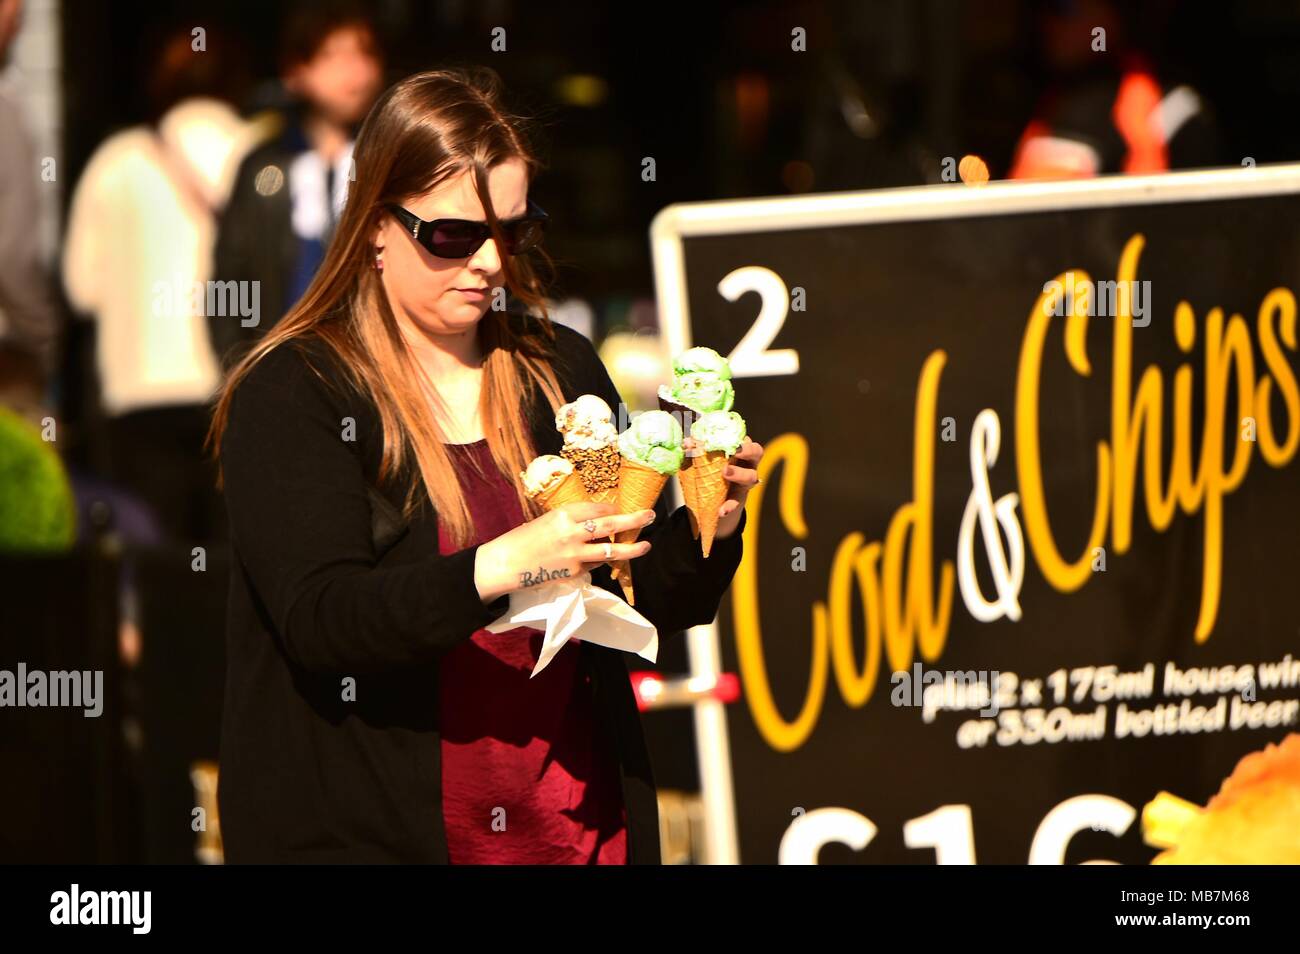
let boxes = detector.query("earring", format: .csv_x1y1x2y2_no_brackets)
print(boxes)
373,248,384,272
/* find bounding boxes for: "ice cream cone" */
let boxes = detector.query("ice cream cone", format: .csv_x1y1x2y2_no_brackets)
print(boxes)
562,444,620,544
534,468,589,512
679,449,730,557
562,445,620,498
616,459,669,532
614,572,637,605
608,458,671,600
589,484,619,506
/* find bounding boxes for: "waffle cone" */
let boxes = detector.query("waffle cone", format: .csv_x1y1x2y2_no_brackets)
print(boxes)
589,484,620,506
615,570,637,605
533,469,589,512
562,444,620,543
609,459,671,600
590,484,619,543
679,449,730,557
616,459,670,536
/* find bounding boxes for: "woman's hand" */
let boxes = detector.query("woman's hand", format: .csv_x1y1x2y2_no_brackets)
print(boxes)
474,502,655,603
714,436,764,541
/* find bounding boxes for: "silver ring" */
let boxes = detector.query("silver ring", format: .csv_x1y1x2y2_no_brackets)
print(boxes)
583,519,597,534
602,542,613,560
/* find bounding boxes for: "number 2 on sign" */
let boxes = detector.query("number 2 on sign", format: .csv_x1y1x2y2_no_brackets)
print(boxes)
718,266,800,377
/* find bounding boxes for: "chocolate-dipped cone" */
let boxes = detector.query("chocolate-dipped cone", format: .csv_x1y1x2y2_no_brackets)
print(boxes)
561,444,620,540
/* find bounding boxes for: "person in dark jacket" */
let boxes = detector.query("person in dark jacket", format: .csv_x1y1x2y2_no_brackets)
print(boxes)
207,68,762,864
210,0,383,368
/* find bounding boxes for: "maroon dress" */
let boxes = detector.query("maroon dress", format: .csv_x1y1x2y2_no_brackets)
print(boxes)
436,439,628,864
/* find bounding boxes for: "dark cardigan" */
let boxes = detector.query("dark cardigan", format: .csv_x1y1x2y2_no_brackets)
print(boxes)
216,314,746,863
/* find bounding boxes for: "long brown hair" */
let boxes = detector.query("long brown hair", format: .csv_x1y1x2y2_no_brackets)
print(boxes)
207,68,568,548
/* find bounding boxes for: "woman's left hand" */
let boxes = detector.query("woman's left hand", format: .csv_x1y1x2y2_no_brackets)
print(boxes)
715,436,763,540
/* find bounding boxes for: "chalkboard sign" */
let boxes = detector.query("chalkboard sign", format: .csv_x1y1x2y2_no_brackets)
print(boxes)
651,166,1300,864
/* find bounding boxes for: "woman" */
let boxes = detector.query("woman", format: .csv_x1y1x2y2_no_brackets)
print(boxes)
208,68,762,864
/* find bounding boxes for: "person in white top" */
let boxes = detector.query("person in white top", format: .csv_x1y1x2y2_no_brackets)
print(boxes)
63,98,249,414
63,95,254,539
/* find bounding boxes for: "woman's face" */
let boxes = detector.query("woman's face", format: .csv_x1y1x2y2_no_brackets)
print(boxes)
374,158,529,338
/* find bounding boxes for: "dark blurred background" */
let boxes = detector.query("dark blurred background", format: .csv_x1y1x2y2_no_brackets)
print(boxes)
58,0,1300,323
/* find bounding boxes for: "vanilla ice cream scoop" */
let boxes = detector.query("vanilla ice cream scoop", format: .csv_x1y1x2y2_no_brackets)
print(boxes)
555,394,618,450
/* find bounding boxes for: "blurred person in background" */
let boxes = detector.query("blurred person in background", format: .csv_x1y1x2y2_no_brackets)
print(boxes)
210,0,383,368
0,0,60,416
62,27,254,544
1009,0,1220,179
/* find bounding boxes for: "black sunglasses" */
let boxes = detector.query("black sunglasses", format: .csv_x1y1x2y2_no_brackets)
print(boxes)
385,199,548,259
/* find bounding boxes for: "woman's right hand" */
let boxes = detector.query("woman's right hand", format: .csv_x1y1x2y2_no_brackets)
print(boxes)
473,502,655,603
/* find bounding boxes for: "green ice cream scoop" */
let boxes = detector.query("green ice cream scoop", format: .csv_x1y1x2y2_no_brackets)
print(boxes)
618,410,684,474
670,372,734,413
691,410,747,456
673,346,732,381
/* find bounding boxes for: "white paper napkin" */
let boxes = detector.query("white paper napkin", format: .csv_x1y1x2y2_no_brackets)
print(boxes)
484,571,659,677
